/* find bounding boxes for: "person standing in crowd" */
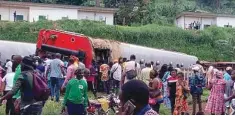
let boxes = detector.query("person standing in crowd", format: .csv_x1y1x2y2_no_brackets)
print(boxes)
5,55,14,74
224,67,233,114
47,53,64,102
150,61,154,69
225,70,235,106
99,60,110,94
205,71,226,115
110,59,122,95
61,58,76,90
12,55,22,115
122,55,141,85
139,59,145,70
175,64,182,73
140,63,152,84
86,60,97,97
224,67,232,81
173,72,189,115
2,65,16,115
77,58,85,71
194,61,205,76
118,80,158,115
122,58,127,71
167,69,178,114
44,54,52,90
36,59,45,77
62,68,88,115
162,65,172,109
0,61,4,92
153,61,160,71
0,56,44,115
159,64,168,80
206,66,214,87
189,66,205,115
149,69,162,113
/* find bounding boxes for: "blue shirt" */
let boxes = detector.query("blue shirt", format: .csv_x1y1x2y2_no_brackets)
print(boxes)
189,74,205,95
224,72,231,81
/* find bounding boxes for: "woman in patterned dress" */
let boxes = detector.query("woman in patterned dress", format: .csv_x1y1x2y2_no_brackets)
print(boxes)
173,72,189,115
205,71,226,115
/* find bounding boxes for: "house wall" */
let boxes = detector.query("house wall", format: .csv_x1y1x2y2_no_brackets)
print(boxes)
216,17,235,27
77,11,114,25
0,5,115,25
176,16,184,29
29,6,78,22
0,6,29,21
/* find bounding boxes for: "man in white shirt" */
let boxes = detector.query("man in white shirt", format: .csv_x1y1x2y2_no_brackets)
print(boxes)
140,63,152,85
2,65,15,115
47,53,64,102
5,60,13,74
122,55,141,85
110,59,122,95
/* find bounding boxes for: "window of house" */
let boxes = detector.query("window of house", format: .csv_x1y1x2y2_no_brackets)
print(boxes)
224,25,232,28
16,15,23,21
39,15,46,20
204,25,211,29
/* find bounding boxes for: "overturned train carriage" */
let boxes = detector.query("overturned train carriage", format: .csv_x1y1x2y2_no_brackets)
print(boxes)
89,38,198,68
0,40,36,63
0,38,198,68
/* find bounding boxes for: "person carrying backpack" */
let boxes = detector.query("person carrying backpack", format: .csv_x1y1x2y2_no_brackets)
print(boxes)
0,56,50,115
121,55,141,86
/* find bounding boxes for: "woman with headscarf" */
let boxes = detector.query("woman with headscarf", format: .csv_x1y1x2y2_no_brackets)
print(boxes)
205,71,226,115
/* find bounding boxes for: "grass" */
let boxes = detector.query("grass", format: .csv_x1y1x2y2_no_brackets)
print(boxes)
0,90,210,115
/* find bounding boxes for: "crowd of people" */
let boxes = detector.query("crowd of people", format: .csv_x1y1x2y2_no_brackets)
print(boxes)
0,53,235,115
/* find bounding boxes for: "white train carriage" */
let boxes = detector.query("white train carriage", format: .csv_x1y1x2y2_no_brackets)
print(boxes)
0,40,198,68
0,40,36,63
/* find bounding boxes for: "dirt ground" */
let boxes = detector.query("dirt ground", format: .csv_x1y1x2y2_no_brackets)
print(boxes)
188,102,209,115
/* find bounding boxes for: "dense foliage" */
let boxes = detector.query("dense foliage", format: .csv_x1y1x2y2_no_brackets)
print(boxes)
1,20,235,61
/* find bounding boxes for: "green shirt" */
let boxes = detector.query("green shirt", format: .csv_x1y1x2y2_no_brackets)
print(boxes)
13,65,21,99
63,78,88,107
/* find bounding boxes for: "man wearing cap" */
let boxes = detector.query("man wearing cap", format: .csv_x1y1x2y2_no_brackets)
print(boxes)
189,66,205,115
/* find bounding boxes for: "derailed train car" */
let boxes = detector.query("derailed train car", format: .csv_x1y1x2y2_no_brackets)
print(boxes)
0,40,36,63
0,29,198,68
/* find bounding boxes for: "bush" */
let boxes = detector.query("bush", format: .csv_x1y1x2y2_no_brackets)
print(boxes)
0,20,235,61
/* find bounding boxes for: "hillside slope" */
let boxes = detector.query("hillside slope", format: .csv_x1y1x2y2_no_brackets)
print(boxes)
0,20,235,61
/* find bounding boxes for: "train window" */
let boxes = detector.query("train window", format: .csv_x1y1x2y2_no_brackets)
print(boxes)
71,37,75,42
